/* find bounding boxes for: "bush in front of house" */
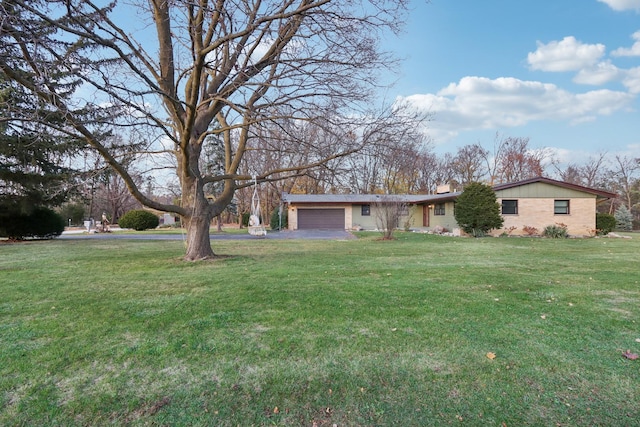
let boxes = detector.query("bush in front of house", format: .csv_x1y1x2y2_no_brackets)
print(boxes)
453,182,504,237
596,213,616,235
522,225,539,236
543,223,568,238
0,206,65,240
118,209,159,231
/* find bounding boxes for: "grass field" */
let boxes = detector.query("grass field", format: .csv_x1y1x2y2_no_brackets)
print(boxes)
1,233,639,426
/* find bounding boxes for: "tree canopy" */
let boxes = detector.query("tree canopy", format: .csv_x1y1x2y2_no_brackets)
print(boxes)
0,0,418,259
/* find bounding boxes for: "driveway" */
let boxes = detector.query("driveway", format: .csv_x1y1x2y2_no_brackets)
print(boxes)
59,229,356,241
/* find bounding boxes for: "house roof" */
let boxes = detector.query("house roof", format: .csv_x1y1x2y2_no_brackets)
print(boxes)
283,177,616,205
492,176,617,199
282,193,428,204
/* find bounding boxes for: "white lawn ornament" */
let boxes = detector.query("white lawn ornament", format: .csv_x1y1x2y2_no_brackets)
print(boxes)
248,176,267,237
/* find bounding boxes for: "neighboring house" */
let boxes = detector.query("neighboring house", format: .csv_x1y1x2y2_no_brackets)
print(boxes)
283,176,617,237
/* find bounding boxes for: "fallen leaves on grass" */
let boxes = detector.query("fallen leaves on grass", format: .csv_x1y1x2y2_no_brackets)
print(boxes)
622,350,639,360
486,352,496,360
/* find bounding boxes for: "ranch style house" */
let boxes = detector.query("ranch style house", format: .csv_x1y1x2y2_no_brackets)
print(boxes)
282,176,617,237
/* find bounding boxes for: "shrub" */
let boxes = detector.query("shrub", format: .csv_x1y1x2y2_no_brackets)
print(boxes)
0,207,65,240
453,182,504,237
543,223,568,238
500,226,517,237
118,209,159,231
270,208,288,230
522,225,539,236
58,203,85,226
241,212,251,228
596,213,616,235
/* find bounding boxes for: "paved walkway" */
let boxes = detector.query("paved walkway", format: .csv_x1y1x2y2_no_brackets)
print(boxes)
60,228,356,241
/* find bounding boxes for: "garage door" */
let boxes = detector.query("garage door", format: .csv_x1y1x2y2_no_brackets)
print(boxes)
297,209,345,229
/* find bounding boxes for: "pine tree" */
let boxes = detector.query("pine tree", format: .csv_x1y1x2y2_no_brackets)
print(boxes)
0,72,81,214
454,182,504,237
0,60,86,240
614,205,633,231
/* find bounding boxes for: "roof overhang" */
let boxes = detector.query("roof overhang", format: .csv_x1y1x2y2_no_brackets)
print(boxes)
492,176,617,199
283,176,617,205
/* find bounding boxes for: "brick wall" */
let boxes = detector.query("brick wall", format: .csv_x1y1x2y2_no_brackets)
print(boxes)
495,197,596,237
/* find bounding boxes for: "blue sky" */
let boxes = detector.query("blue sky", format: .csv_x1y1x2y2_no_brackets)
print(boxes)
385,0,640,163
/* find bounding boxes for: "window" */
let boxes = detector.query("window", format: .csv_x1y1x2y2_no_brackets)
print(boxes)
501,200,518,215
361,204,370,216
434,203,445,216
554,200,570,215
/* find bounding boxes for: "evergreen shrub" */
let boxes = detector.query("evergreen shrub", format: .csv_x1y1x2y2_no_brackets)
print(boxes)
0,207,65,240
118,210,159,231
270,209,288,230
58,203,85,226
596,213,616,235
453,182,504,237
241,212,250,228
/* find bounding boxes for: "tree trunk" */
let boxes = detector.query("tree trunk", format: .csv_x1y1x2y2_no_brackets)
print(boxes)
183,213,215,260
181,173,215,260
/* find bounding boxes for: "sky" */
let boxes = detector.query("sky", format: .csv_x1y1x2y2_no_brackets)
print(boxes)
384,0,640,164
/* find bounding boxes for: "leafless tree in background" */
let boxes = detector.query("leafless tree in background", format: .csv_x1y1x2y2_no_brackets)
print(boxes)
450,143,488,186
608,155,640,213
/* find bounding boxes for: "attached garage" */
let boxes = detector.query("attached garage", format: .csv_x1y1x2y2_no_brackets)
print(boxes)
297,208,345,229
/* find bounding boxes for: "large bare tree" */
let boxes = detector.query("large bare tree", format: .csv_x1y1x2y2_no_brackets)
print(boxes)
450,143,488,186
482,134,549,184
1,0,414,259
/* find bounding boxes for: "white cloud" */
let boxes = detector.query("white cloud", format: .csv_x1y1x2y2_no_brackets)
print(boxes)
611,30,640,57
574,61,621,85
527,36,605,72
547,147,575,164
399,76,634,143
622,66,640,93
597,0,640,11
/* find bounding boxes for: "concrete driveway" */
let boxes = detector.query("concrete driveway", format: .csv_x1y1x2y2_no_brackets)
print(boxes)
59,229,356,241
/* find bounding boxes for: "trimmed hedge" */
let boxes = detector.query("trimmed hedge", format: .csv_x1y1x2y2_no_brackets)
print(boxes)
118,210,159,231
596,213,616,235
0,207,65,240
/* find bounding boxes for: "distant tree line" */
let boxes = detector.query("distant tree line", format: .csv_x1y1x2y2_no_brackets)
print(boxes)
234,131,639,230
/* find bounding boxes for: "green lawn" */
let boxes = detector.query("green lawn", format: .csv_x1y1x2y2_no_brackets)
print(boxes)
1,233,639,426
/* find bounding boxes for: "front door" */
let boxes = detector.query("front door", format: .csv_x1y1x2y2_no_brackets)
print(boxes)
422,205,429,227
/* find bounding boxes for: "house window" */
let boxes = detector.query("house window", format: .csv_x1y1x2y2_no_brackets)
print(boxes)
361,204,370,216
554,200,570,215
434,203,445,216
501,200,518,215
